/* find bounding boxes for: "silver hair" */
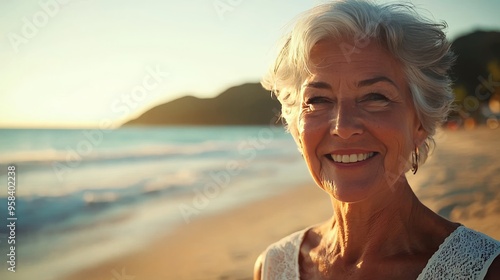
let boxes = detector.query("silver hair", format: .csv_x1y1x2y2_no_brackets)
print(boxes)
261,0,455,165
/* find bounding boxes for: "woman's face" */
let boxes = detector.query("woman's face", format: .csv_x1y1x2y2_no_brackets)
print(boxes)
298,39,426,203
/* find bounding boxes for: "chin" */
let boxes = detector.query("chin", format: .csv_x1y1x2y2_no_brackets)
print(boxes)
318,174,387,203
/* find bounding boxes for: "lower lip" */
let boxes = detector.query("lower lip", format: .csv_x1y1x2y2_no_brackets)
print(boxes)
326,153,378,168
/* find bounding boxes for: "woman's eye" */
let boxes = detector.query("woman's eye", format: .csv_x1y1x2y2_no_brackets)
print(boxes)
361,93,390,104
362,93,390,102
303,96,332,111
306,96,330,104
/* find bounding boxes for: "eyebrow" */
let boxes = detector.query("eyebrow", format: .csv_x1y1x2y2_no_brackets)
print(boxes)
303,76,399,91
357,76,398,89
303,81,332,90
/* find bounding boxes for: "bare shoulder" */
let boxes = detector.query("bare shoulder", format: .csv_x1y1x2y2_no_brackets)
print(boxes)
253,252,264,280
484,255,500,280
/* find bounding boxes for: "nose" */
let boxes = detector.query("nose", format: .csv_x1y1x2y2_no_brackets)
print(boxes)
330,101,363,139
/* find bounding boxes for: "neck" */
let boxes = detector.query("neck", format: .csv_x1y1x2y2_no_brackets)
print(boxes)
325,177,426,264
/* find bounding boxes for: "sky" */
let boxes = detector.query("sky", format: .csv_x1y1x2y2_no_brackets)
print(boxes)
1,0,499,128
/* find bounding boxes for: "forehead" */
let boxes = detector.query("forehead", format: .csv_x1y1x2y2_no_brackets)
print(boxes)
307,39,406,84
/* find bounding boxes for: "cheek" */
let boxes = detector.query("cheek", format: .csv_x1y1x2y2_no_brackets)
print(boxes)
298,113,328,152
372,117,415,173
385,136,412,174
298,114,329,178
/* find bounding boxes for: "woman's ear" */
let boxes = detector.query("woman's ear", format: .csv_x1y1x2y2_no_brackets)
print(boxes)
414,122,428,147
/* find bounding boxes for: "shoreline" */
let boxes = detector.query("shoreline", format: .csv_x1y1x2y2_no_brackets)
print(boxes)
63,182,330,280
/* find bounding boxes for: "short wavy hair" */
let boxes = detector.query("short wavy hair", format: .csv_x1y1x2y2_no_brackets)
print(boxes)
261,0,455,165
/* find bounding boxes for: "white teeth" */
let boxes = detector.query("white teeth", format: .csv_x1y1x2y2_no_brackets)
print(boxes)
330,152,374,163
335,155,342,162
342,155,350,163
349,154,357,162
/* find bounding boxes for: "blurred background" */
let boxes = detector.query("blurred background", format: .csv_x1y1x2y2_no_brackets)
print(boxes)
0,0,499,279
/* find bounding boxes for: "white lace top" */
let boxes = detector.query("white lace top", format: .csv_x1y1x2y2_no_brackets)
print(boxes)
261,226,500,279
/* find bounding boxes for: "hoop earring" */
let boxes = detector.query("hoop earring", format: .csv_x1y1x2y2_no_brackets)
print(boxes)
411,146,419,175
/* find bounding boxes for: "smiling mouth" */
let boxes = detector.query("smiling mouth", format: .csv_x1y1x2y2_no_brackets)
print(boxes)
326,152,376,163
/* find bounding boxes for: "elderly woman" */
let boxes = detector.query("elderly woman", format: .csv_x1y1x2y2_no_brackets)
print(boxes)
254,1,500,279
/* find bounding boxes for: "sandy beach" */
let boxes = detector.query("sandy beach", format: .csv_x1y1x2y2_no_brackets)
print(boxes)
65,127,500,280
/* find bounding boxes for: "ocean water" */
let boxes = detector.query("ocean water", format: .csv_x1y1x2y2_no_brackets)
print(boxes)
0,126,311,280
